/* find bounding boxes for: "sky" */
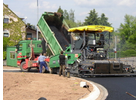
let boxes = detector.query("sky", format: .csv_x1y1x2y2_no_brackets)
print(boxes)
2,0,136,30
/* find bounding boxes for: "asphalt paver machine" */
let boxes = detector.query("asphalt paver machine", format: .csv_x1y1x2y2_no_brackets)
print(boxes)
67,25,134,76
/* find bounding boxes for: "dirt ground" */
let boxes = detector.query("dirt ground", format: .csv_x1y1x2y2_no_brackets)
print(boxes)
3,66,93,100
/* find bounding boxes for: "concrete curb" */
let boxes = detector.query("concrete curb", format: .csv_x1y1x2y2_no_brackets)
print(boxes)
3,69,20,70
76,77,108,100
80,80,100,100
3,69,21,72
93,82,108,100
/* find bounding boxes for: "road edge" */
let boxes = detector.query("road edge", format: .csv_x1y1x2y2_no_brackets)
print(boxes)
76,77,108,100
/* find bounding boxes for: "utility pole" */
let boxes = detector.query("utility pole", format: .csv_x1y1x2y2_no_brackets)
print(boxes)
115,36,117,60
36,0,39,40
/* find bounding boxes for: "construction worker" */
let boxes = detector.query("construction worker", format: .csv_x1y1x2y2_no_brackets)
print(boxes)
59,51,66,77
38,53,48,73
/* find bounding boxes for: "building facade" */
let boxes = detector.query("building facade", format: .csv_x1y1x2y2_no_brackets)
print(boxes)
26,24,42,40
3,3,26,45
3,3,42,43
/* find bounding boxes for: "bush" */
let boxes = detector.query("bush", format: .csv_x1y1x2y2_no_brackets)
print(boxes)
117,50,136,58
3,51,6,60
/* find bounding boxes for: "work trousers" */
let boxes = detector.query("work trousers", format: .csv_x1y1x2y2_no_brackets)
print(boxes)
40,61,48,73
59,64,65,76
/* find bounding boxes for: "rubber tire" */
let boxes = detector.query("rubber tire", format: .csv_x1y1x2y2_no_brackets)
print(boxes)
20,61,28,72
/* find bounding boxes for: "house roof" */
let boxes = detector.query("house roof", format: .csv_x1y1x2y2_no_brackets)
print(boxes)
3,3,26,25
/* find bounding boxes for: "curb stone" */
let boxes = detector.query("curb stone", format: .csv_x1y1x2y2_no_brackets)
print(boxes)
75,77,108,100
93,82,108,100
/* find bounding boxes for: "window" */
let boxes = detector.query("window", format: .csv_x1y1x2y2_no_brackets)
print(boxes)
28,44,35,48
18,44,22,51
10,52,15,59
16,43,22,51
3,33,9,37
3,30,10,37
37,44,42,48
4,18,9,23
26,33,32,39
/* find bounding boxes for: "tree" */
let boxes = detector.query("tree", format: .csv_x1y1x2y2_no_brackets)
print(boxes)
84,9,112,26
84,9,100,25
99,13,111,26
65,19,77,28
57,6,63,15
62,9,77,28
76,20,84,26
26,23,37,30
69,9,75,22
118,14,136,45
117,14,136,57
63,10,69,20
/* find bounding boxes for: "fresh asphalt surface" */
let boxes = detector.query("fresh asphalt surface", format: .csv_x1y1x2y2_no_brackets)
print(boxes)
84,76,136,100
4,69,136,100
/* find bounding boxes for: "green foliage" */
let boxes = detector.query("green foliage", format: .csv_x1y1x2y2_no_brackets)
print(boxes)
99,13,111,26
117,50,136,57
26,23,37,30
3,37,10,60
76,20,84,26
3,5,26,46
118,14,136,44
3,51,6,60
69,9,75,22
3,37,10,51
63,9,75,22
3,23,9,28
57,7,77,28
65,19,77,28
63,10,69,20
84,9,100,25
3,18,25,46
57,6,63,15
117,14,136,57
108,49,136,58
84,9,111,26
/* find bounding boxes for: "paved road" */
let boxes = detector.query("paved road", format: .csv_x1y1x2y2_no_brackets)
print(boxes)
84,77,136,100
